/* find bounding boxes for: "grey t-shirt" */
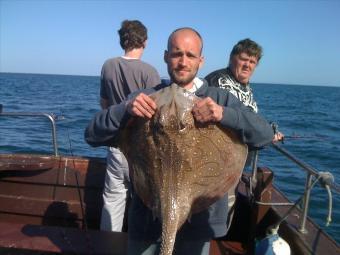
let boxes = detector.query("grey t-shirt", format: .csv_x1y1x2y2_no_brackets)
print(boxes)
100,57,161,105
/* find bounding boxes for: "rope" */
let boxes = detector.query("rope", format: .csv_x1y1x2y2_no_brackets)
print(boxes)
325,185,332,226
268,122,336,228
318,171,334,226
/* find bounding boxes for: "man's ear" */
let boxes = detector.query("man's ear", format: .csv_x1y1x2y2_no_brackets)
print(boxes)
164,50,168,64
199,55,205,69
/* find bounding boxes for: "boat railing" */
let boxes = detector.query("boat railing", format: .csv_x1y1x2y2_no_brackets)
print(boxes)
251,143,339,234
0,106,59,156
1,105,339,235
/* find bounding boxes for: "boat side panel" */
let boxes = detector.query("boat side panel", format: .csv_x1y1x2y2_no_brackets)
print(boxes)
0,154,106,229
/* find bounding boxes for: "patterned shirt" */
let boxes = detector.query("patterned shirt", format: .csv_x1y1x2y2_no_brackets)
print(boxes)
205,68,258,113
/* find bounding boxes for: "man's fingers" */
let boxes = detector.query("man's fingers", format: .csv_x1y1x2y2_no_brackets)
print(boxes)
192,97,223,123
141,94,157,112
272,132,285,142
135,94,156,117
133,102,153,118
127,93,156,118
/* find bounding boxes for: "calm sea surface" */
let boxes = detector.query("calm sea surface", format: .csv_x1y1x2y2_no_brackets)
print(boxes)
1,72,339,243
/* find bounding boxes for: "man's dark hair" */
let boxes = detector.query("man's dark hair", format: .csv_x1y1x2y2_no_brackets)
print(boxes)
118,20,147,51
229,38,263,62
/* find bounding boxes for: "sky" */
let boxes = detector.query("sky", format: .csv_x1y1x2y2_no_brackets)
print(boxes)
1,0,340,87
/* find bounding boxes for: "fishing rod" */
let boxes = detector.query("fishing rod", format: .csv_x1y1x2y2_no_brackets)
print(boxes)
283,134,328,140
280,134,328,144
253,121,340,234
270,122,328,143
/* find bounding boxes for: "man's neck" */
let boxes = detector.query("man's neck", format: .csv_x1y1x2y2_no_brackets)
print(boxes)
179,78,203,93
181,81,194,90
124,47,144,59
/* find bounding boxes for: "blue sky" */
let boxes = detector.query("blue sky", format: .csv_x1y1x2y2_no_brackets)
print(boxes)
1,0,339,86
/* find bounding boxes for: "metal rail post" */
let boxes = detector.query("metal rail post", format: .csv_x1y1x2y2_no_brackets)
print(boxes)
270,143,339,234
299,173,313,233
0,112,59,156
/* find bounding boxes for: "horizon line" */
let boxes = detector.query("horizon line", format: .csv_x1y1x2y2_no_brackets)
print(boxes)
0,71,339,88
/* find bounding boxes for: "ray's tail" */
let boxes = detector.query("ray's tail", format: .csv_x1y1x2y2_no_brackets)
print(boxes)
159,199,179,255
159,160,190,255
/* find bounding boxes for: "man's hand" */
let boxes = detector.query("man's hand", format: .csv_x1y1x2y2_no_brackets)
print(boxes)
273,132,284,142
126,93,157,119
192,97,223,123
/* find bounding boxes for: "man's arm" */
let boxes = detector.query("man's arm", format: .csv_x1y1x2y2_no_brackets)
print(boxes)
192,95,274,149
85,93,157,147
84,102,128,147
220,104,274,148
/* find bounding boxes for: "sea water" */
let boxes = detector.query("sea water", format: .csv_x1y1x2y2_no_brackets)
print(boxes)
0,72,339,243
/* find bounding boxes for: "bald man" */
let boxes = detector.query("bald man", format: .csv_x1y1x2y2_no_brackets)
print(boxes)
85,27,274,255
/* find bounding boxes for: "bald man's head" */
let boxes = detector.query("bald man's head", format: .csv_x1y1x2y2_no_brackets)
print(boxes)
167,27,203,55
164,27,204,89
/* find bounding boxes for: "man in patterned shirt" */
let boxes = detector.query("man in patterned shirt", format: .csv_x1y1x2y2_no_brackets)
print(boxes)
205,38,260,113
205,39,283,228
205,38,283,141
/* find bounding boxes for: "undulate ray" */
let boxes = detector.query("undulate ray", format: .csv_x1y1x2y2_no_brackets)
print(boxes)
119,83,248,255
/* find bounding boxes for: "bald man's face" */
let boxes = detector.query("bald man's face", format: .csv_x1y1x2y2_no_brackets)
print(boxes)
164,30,204,89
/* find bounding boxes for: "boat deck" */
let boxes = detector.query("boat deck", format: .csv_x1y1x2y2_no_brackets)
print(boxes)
0,154,339,254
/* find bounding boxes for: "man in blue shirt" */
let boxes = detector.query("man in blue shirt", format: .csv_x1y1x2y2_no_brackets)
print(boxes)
85,27,274,255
